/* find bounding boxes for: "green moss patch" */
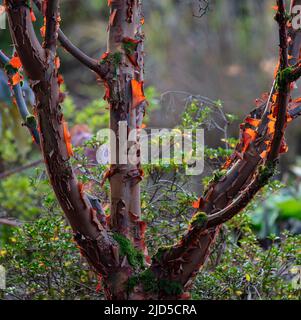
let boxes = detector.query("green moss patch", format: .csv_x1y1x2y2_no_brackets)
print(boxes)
112,233,144,268
189,211,208,228
127,269,183,296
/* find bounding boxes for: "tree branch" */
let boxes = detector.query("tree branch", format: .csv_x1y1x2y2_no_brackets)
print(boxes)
268,0,290,161
0,159,43,180
44,0,59,53
32,0,108,77
57,29,107,76
5,0,45,80
5,0,132,300
0,218,22,227
0,50,40,144
150,0,301,295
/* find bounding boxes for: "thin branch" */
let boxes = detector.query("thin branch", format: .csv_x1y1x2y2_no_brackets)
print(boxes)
0,217,22,227
5,0,45,80
0,159,43,180
57,29,103,74
44,0,59,53
0,50,40,144
207,0,295,228
268,0,290,161
33,0,108,77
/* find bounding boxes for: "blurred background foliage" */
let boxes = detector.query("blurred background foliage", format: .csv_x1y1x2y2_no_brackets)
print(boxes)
0,0,300,300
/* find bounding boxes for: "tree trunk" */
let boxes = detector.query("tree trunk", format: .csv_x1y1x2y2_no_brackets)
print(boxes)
105,0,147,255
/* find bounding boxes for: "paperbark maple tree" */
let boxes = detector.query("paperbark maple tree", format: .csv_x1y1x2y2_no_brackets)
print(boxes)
2,0,301,300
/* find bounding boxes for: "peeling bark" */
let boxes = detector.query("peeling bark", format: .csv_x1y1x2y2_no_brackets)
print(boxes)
105,0,147,256
5,0,132,300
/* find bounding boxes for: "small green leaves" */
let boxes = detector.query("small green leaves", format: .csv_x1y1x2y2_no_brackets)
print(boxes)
275,66,293,90
189,211,208,229
101,52,122,66
210,169,227,184
258,163,276,187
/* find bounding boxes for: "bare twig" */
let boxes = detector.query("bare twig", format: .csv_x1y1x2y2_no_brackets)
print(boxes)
33,0,108,77
0,159,43,180
0,217,22,227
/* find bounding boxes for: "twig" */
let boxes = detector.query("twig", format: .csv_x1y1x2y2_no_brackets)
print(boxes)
268,0,290,161
0,50,40,144
33,0,108,77
0,159,43,180
44,0,59,53
0,217,22,227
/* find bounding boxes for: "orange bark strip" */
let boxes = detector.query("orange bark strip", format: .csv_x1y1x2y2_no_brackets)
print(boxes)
279,138,288,154
57,74,64,85
12,73,21,86
40,26,46,37
192,199,200,209
55,56,60,69
104,82,110,101
40,17,47,37
10,56,22,69
109,9,117,26
101,52,110,60
131,79,146,109
63,121,74,157
241,128,257,153
260,150,268,159
245,117,261,127
30,9,36,22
